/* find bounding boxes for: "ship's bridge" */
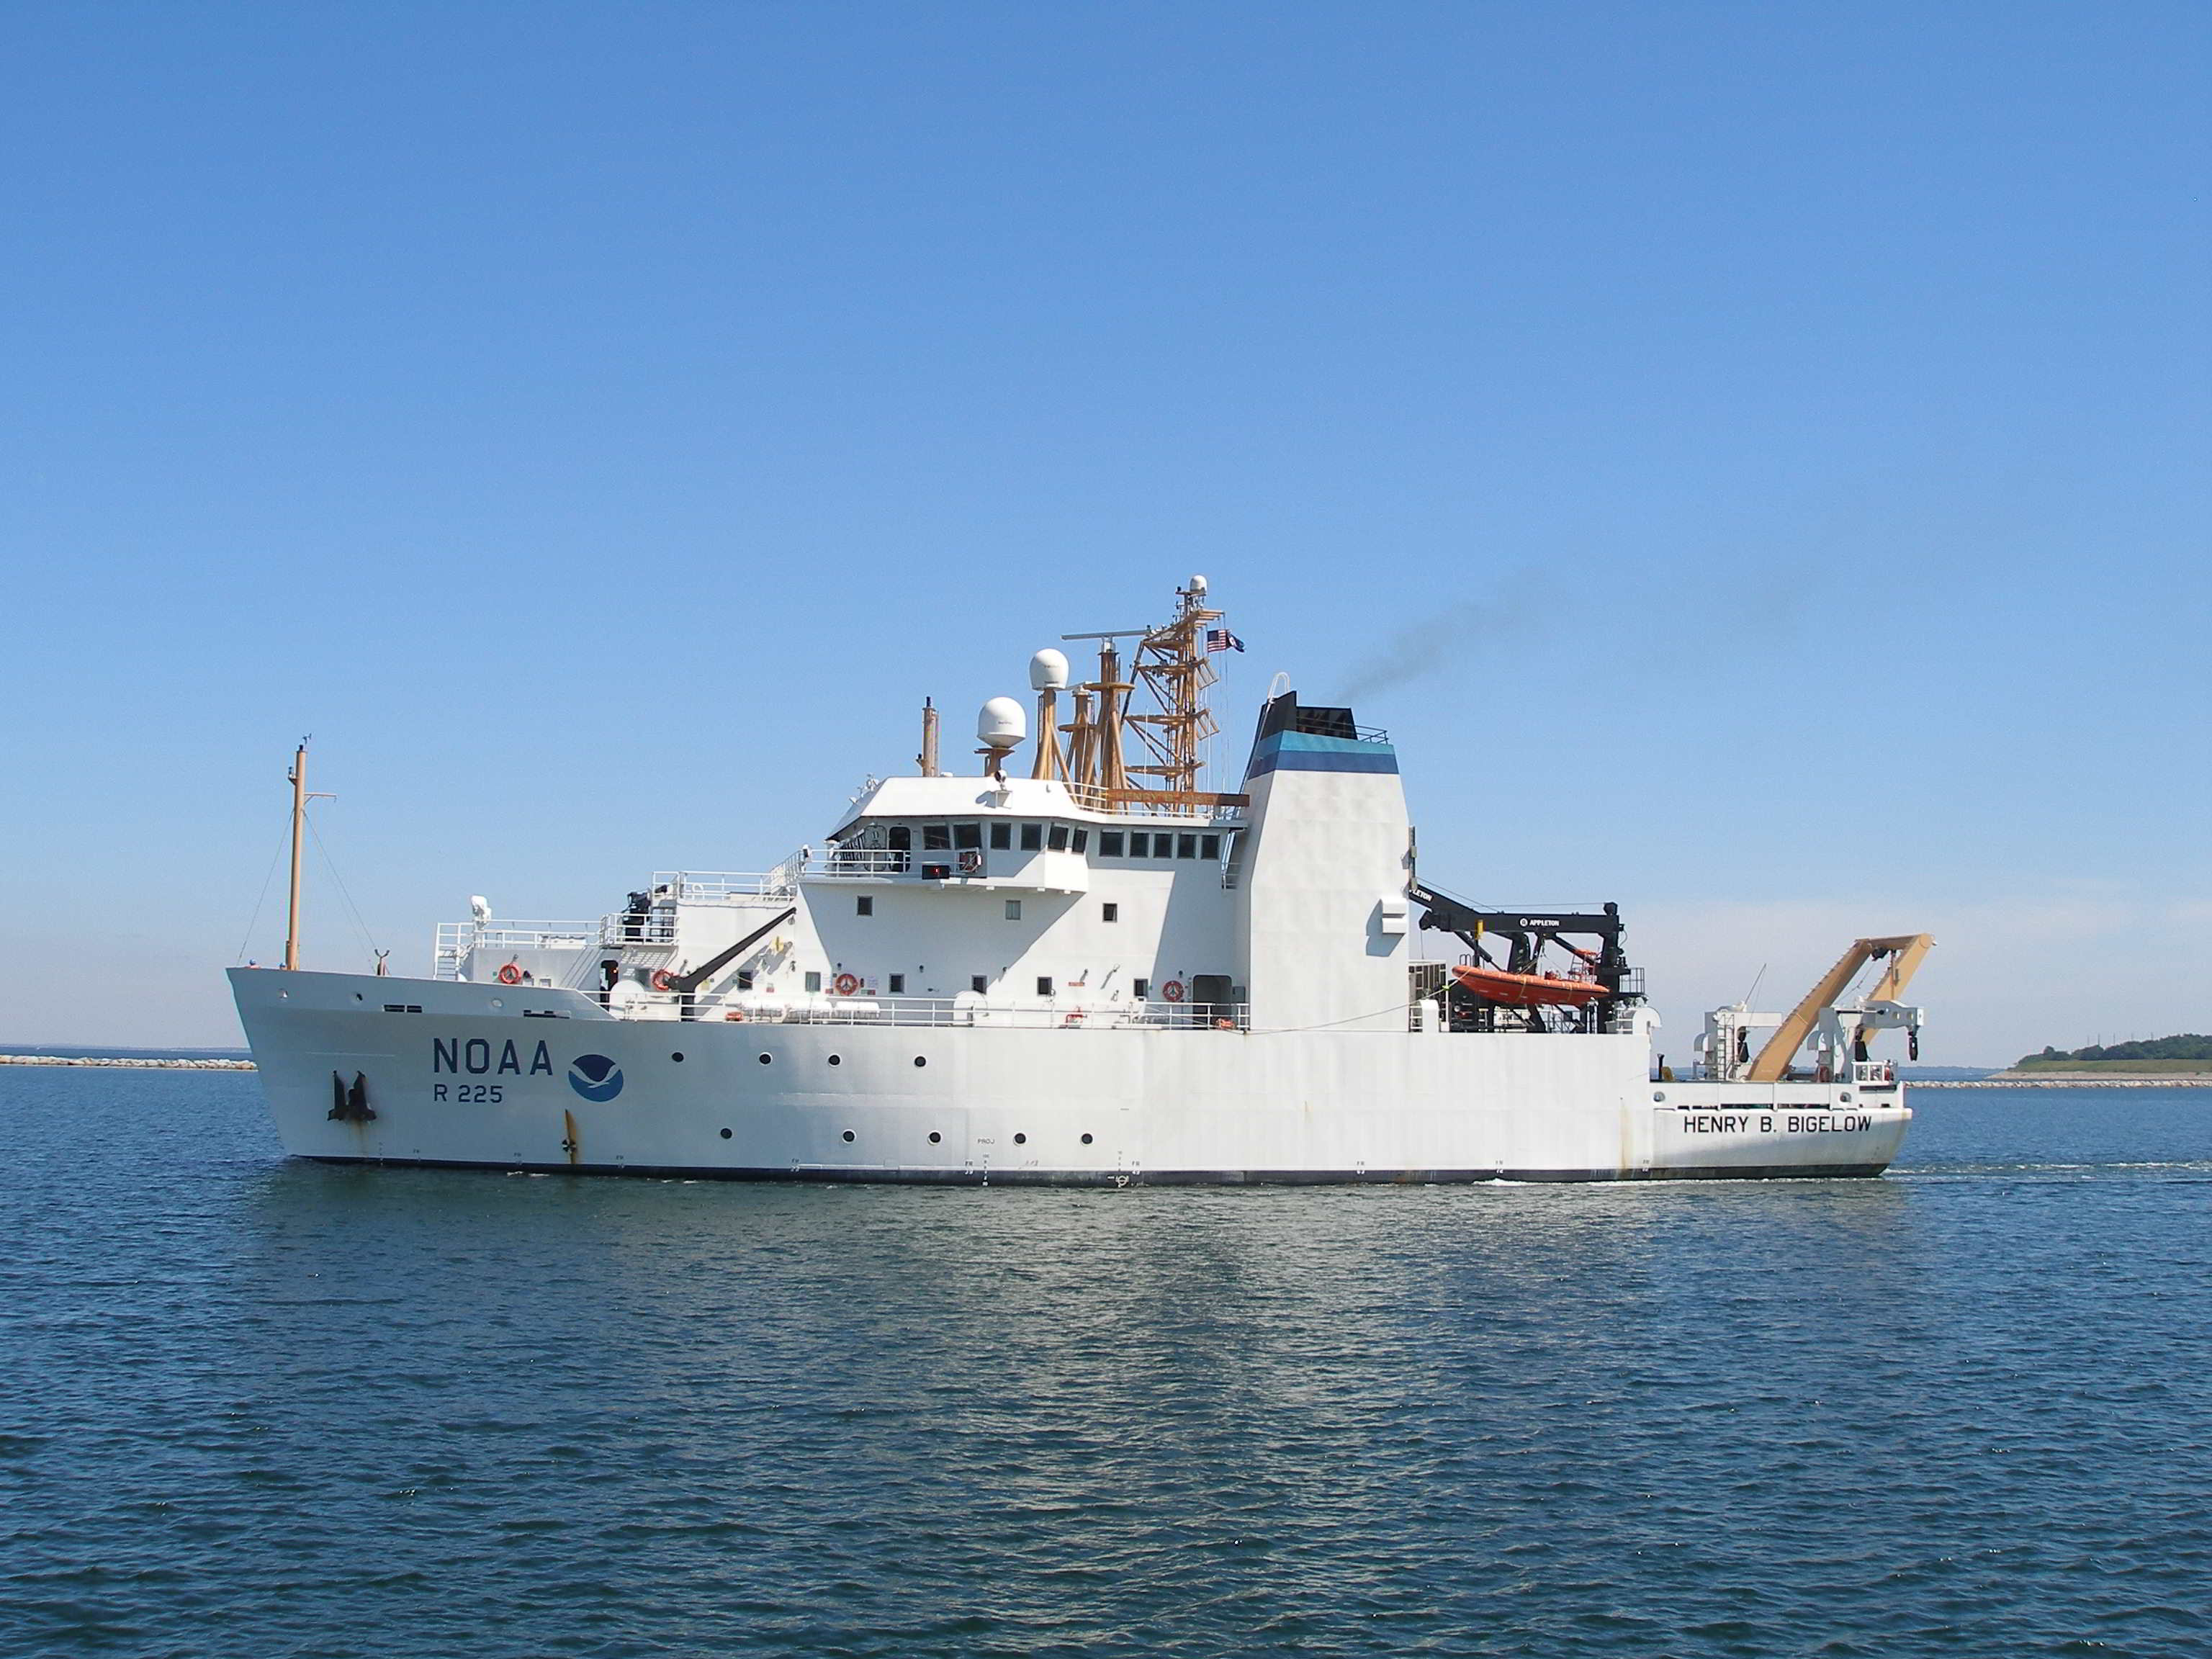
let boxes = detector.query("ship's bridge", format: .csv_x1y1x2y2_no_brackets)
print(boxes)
818,775,1243,893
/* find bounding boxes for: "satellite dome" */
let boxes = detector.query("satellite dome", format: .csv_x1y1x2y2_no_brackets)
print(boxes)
1028,649,1069,691
1189,574,1208,595
977,696,1027,747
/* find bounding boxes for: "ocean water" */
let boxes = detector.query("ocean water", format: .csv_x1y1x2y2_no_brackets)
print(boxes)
4,1074,2209,1658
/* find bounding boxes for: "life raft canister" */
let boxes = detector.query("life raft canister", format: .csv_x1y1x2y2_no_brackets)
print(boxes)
834,973,860,997
650,968,675,993
1162,979,1184,1003
496,962,523,986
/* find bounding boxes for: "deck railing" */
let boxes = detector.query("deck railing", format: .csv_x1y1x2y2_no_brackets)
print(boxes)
610,993,1251,1031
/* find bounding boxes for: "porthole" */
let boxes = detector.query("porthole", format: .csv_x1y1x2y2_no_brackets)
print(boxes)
928,1132,942,1144
757,1053,773,1066
490,997,504,1010
1652,1092,1665,1102
719,1128,732,1140
1081,1133,1094,1146
828,1054,842,1066
842,1130,855,1143
913,1056,927,1068
671,1052,685,1063
1014,1133,1027,1145
1840,1091,1853,1102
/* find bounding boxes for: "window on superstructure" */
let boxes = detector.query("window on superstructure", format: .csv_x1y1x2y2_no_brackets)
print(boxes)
1020,823,1043,851
1036,976,1053,997
1004,900,1022,920
923,824,951,851
953,823,981,850
804,971,822,994
888,825,912,852
1100,831,1124,858
1177,833,1198,859
1048,824,1069,852
990,822,1011,850
889,974,905,994
737,971,755,991
1134,977,1150,999
856,896,873,916
1200,834,1220,860
971,974,989,993
1102,903,1118,923
1128,832,1150,858
1071,828,1088,853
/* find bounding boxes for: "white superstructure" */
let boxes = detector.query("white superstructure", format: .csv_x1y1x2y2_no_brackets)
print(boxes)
231,580,1921,1183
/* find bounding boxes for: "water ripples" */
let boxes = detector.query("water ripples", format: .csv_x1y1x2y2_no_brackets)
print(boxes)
3,1074,2209,1655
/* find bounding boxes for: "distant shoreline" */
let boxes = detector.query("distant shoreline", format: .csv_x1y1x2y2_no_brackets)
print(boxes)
0,1054,256,1071
1916,1076,2211,1089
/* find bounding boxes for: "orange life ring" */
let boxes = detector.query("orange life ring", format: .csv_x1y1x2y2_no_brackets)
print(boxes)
1162,979,1184,1003
650,969,675,993
833,973,860,997
496,962,523,986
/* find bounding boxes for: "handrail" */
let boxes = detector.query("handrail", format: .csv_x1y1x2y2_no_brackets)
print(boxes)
608,993,1251,1031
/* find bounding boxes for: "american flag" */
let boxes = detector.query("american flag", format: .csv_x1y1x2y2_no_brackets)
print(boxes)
1205,629,1245,654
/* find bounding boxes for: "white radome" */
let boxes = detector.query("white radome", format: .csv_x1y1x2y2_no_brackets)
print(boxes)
976,696,1027,746
1028,649,1070,691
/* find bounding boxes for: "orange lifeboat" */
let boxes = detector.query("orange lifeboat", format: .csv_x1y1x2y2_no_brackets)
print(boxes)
1450,963,1607,1008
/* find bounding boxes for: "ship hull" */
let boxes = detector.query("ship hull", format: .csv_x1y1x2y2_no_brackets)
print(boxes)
234,970,1910,1184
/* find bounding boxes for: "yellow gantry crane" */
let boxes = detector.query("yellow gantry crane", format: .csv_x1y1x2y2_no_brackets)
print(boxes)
1744,934,1936,1082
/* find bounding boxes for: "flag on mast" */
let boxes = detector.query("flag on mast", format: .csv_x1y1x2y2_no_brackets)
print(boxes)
1205,629,1245,654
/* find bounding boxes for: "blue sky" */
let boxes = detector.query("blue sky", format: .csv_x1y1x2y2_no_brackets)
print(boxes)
4,1,2206,1061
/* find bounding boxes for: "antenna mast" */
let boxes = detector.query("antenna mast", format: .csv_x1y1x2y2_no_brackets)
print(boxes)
284,742,308,971
1127,577,1223,793
282,739,336,971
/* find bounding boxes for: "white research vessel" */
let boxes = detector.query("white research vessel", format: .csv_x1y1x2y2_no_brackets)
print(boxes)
231,578,1928,1184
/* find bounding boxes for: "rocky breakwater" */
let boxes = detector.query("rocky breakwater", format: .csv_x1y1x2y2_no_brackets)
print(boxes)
0,1055,256,1070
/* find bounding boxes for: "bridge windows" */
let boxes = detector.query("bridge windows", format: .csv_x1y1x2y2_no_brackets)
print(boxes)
1177,833,1198,859
953,823,982,850
1100,831,1125,858
1200,834,1220,859
1128,832,1151,857
990,822,1012,850
922,824,952,852
1020,823,1043,851
1048,824,1070,852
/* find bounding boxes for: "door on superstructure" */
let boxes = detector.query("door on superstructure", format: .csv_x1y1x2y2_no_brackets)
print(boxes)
1190,973,1234,1029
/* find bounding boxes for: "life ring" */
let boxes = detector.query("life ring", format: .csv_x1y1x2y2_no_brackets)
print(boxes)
1161,979,1184,1003
1214,1018,1233,1030
1062,1009,1086,1027
722,1010,746,1023
834,973,860,997
496,962,523,986
650,969,675,993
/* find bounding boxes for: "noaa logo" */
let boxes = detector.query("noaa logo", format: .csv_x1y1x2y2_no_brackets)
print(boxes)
567,1054,624,1102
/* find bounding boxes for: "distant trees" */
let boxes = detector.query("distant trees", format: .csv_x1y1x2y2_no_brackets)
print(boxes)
2018,1034,2212,1065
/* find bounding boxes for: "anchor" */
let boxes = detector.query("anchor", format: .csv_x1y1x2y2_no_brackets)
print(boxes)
327,1070,377,1123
